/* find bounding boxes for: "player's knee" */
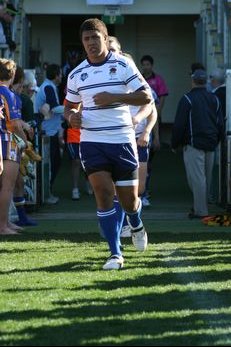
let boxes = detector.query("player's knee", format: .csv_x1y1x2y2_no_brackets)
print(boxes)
123,197,140,213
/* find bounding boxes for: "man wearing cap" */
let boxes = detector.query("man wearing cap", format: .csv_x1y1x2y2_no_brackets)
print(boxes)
171,69,224,219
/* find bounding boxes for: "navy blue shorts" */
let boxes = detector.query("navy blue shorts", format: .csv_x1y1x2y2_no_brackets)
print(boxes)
137,145,149,163
80,141,139,186
66,143,80,160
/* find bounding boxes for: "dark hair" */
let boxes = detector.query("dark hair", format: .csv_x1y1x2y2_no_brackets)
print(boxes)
190,62,205,74
46,64,61,80
13,66,24,85
79,18,108,39
140,55,154,65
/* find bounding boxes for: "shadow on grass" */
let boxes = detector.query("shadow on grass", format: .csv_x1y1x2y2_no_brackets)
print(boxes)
0,289,231,346
0,232,231,346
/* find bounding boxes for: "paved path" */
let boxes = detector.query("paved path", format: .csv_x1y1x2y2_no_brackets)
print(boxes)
32,211,188,221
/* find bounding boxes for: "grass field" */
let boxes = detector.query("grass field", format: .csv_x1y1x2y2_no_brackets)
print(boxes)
0,220,231,346
1,149,230,346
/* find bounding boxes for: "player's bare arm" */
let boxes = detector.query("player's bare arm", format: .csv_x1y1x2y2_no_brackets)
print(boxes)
10,119,28,146
132,102,155,126
93,89,151,107
64,100,82,129
137,105,157,147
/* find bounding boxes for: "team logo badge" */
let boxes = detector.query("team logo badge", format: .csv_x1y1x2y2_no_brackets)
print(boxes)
109,66,117,79
80,73,88,81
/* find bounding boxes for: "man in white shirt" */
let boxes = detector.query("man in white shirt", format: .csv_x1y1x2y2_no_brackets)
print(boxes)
64,18,152,270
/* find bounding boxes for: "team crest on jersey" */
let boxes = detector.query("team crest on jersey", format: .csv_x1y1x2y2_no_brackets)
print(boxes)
80,73,88,81
109,66,117,79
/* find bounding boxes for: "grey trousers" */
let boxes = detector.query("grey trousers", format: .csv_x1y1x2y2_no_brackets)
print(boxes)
183,145,215,216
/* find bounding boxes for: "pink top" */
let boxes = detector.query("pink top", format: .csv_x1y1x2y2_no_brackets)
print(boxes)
145,73,168,98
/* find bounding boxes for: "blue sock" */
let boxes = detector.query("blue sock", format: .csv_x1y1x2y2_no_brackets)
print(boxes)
13,196,25,206
13,197,37,226
97,208,122,256
113,196,125,235
122,214,128,228
126,198,143,230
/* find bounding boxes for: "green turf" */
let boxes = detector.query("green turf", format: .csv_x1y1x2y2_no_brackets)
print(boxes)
0,230,230,346
1,148,230,346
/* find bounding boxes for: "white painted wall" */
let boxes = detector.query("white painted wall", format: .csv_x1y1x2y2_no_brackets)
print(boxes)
24,0,200,15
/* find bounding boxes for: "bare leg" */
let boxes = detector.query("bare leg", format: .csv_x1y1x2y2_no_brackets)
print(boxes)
71,159,81,190
116,184,140,213
88,171,114,210
138,162,148,196
0,160,19,234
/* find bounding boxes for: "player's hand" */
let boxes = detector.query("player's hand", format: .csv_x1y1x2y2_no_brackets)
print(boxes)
67,109,82,128
137,131,149,147
93,92,115,106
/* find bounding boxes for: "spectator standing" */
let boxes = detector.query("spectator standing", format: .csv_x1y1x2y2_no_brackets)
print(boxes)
210,68,227,205
60,50,80,104
141,54,168,124
65,124,81,200
140,55,164,206
64,122,93,200
171,69,224,218
11,66,38,226
21,70,39,123
190,62,205,75
0,58,27,234
0,2,17,52
64,18,151,270
35,64,64,204
210,68,226,115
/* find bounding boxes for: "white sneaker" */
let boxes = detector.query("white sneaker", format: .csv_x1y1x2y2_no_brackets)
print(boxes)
72,188,80,200
45,194,59,204
120,225,132,238
103,255,124,270
131,228,148,252
142,196,150,207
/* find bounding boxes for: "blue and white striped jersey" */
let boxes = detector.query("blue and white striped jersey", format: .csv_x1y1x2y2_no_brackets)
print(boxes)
66,51,148,143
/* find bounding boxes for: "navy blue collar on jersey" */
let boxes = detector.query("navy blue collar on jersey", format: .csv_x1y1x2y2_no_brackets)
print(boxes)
87,51,112,66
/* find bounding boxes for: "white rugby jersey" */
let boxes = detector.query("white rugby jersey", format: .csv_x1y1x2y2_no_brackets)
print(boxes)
129,104,147,138
129,82,154,138
66,51,148,143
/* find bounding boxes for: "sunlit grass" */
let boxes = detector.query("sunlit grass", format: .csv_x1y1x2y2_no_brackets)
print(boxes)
0,230,230,346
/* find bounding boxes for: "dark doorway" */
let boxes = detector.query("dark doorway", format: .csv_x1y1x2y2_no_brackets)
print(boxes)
60,15,115,66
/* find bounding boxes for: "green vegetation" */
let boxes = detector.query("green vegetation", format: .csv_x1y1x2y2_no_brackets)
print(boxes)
0,226,230,346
